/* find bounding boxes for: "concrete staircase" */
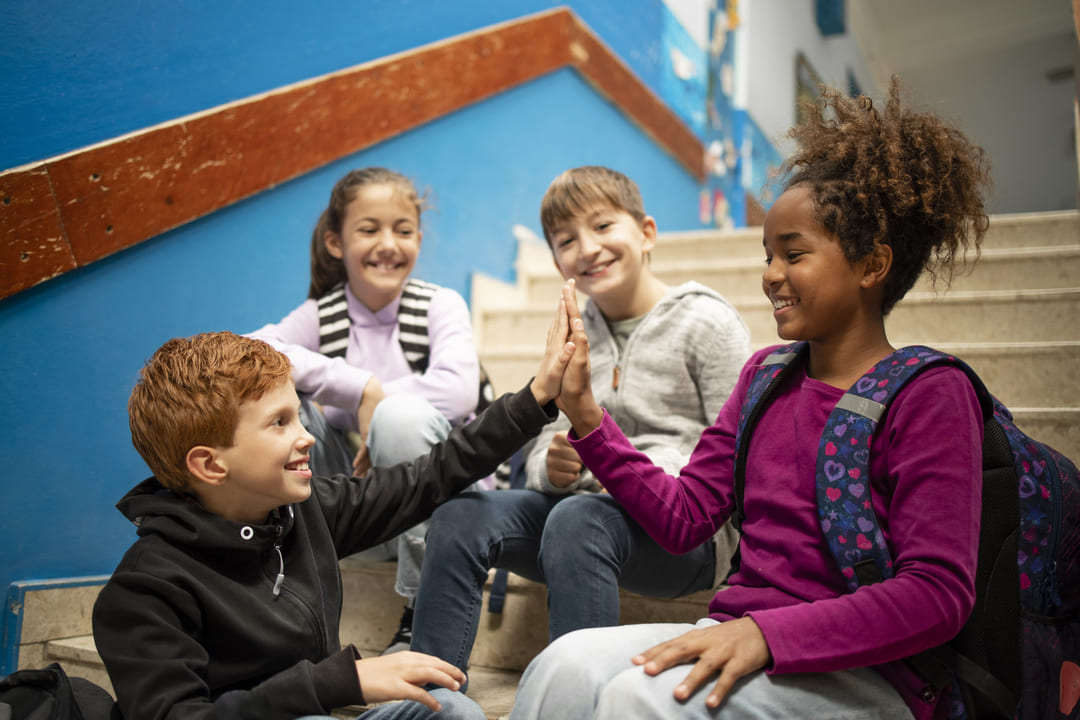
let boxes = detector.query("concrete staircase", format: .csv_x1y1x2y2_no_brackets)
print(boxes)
21,209,1080,719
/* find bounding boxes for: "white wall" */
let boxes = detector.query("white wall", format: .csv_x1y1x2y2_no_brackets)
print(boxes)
736,0,877,152
663,0,710,49
733,0,1076,214
900,30,1077,214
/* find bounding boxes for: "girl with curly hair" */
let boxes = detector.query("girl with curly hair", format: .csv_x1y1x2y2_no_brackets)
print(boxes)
508,78,991,720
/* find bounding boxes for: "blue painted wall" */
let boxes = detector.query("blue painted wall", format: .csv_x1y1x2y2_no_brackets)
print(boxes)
1,0,669,170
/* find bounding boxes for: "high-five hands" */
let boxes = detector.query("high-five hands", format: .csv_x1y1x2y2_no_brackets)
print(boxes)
529,281,603,435
554,283,604,438
632,617,772,709
529,281,578,406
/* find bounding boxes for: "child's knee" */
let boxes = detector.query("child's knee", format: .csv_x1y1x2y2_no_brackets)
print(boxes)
427,494,491,549
544,493,609,534
596,667,654,714
535,626,605,670
370,394,441,433
541,494,622,563
368,395,450,465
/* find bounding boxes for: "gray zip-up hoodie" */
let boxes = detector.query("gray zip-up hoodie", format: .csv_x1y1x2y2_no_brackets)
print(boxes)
524,281,751,583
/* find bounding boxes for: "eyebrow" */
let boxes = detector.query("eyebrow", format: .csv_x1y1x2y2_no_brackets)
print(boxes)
763,232,802,247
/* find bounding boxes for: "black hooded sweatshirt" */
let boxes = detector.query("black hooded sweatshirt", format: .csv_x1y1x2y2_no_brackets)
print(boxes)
93,386,555,720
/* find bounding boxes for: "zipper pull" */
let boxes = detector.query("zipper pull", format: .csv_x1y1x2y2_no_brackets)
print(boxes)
272,525,286,597
612,365,620,390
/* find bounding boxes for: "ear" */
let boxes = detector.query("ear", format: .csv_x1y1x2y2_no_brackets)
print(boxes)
324,230,344,260
640,215,658,255
860,243,893,288
186,446,228,486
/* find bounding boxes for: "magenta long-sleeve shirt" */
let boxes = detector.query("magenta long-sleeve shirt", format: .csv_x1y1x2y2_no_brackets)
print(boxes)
569,346,983,720
248,283,479,432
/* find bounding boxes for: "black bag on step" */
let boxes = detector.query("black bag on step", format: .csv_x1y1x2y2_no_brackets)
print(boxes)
0,663,117,720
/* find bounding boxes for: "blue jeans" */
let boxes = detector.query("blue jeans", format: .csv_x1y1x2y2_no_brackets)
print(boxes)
301,395,452,599
509,620,912,720
295,686,485,720
410,489,716,672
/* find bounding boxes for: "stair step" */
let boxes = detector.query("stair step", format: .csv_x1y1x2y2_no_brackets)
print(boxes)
479,287,1080,355
979,210,1080,250
629,210,1080,265
44,636,114,697
522,245,1080,303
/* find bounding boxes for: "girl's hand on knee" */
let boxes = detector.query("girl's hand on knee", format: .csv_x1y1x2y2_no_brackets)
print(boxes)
632,617,771,709
557,285,604,437
530,281,577,406
354,651,468,712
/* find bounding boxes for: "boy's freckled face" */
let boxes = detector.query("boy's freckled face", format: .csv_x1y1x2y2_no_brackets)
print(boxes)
549,205,655,303
214,379,316,523
326,183,421,313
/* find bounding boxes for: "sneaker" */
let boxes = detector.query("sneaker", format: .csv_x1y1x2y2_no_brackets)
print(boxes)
382,605,413,655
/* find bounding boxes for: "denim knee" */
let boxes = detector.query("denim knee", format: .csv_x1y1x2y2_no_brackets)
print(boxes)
425,494,490,558
532,629,596,673
540,495,623,561
367,395,451,467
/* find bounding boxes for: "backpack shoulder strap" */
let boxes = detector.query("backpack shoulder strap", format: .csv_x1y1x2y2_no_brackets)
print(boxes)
818,345,987,592
316,283,349,358
732,342,807,532
397,278,439,374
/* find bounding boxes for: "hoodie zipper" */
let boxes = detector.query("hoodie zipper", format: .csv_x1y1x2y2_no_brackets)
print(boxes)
267,507,328,654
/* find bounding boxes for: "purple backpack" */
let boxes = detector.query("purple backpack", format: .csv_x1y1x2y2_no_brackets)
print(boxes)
733,342,1080,720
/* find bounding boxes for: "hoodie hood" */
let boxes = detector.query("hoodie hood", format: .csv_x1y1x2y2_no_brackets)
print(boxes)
116,477,296,554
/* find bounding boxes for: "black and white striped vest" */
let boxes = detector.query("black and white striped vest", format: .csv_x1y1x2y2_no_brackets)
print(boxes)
316,280,494,411
316,279,437,373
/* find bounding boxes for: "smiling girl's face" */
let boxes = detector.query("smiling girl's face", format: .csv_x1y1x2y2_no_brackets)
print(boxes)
325,183,422,313
762,185,873,345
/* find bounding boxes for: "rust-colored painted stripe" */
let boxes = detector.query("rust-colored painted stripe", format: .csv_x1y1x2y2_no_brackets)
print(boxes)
0,8,704,301
0,168,76,295
567,19,704,180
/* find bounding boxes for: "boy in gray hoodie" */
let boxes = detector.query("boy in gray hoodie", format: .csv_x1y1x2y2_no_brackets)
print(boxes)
411,166,750,673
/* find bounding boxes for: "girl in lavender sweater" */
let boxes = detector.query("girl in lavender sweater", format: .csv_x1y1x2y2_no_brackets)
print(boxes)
511,79,991,720
249,167,480,653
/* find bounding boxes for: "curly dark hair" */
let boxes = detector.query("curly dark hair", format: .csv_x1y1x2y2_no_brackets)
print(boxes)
780,77,991,314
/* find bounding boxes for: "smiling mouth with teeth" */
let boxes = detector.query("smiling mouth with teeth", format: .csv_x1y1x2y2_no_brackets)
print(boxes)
286,461,310,472
583,261,614,276
772,298,798,310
